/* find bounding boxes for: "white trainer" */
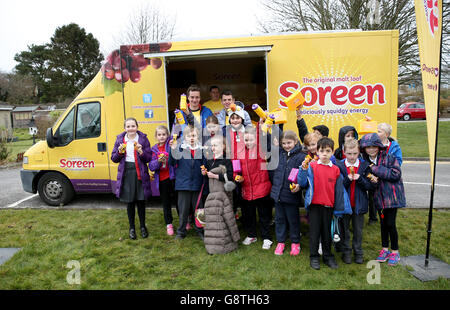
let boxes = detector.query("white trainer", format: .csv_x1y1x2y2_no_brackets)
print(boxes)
262,239,273,250
242,236,257,245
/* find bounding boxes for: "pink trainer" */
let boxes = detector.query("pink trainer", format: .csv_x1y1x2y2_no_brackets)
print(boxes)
290,243,301,256
167,224,174,236
274,243,285,255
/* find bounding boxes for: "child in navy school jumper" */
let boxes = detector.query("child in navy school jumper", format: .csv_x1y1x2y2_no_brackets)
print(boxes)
270,130,306,256
359,133,406,266
169,125,205,240
335,138,374,264
299,137,348,270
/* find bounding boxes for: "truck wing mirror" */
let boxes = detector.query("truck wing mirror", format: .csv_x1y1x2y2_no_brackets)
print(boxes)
46,128,57,148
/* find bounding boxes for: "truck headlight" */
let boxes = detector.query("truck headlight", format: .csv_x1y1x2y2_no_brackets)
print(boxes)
23,156,28,164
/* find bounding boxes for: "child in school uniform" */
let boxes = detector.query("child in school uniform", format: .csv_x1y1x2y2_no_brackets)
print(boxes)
270,130,306,256
234,125,273,250
149,125,177,236
111,117,152,240
334,126,358,161
335,138,374,264
359,133,406,266
169,125,205,240
298,137,348,270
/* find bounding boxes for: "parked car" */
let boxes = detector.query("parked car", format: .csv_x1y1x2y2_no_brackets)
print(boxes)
397,102,426,121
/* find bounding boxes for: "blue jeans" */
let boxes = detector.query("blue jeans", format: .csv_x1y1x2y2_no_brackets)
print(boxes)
274,202,301,243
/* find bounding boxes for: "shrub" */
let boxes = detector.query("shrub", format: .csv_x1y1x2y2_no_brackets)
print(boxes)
0,140,11,161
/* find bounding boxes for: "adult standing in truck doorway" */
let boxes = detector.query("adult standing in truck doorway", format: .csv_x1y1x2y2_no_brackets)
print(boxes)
173,84,213,142
111,117,153,240
216,90,252,129
203,86,223,116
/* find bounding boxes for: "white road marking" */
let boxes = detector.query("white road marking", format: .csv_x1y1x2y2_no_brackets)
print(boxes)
4,194,38,208
403,182,450,187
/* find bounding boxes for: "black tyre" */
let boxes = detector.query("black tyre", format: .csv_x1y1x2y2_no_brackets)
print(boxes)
402,114,411,121
37,172,75,206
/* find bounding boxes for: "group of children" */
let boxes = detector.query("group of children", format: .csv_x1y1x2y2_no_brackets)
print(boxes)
111,100,406,270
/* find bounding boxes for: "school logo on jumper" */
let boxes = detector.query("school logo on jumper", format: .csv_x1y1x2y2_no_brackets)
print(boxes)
424,0,439,36
60,158,95,170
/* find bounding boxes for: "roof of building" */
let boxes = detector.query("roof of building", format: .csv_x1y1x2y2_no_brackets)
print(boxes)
0,103,14,111
12,105,42,112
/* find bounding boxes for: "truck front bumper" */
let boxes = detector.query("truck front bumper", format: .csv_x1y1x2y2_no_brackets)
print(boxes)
20,169,40,193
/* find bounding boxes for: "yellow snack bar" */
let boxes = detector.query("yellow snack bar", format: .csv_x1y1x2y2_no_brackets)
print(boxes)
358,117,377,135
261,115,274,133
174,109,185,125
180,93,187,111
284,88,306,111
252,104,268,120
119,143,127,154
302,154,312,169
270,109,287,124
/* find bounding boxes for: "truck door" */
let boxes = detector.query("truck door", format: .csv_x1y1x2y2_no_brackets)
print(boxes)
123,56,169,146
48,99,111,193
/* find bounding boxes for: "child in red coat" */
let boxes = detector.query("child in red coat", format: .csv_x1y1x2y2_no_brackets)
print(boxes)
235,126,273,250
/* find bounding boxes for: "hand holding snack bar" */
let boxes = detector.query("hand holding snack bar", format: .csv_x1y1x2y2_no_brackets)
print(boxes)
235,175,244,183
301,154,313,170
201,165,207,175
118,143,127,154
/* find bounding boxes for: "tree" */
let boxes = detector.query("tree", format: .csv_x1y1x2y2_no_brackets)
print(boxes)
47,23,104,102
257,0,420,86
116,3,177,45
14,23,103,103
0,71,35,105
14,44,51,102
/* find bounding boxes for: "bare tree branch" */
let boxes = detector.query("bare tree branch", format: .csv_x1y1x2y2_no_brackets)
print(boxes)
115,3,177,46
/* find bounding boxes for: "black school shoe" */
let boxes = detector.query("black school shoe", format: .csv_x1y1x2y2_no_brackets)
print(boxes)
355,255,364,264
324,257,338,269
129,228,137,240
342,252,352,264
310,257,320,270
141,226,149,238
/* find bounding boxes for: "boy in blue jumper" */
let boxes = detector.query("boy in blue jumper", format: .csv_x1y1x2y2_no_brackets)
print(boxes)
335,139,374,264
299,137,349,270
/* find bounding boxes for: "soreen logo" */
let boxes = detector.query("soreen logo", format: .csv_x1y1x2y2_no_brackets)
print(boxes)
279,81,386,107
60,159,95,169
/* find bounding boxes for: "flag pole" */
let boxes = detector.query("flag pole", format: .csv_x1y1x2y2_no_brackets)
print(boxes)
424,24,443,268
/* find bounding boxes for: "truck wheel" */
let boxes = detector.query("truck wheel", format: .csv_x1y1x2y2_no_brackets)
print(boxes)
402,114,411,121
37,172,75,206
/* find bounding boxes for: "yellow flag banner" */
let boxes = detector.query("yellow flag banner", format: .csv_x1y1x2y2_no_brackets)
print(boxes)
414,0,443,182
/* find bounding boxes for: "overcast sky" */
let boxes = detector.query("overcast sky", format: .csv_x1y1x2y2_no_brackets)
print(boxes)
0,0,265,73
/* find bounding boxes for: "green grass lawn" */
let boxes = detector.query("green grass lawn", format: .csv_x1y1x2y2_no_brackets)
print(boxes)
0,208,448,290
5,139,34,162
397,120,450,158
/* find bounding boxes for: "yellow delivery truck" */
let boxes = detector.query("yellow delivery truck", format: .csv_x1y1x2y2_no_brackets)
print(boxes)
21,30,399,205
